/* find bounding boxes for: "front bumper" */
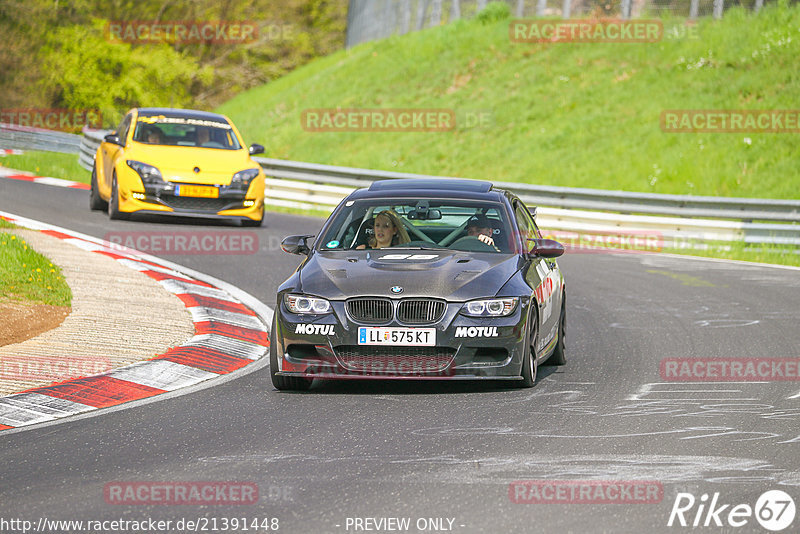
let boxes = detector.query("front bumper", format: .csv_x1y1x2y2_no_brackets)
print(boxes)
273,298,531,380
117,173,265,221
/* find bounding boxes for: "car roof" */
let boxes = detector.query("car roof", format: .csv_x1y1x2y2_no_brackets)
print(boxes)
135,107,229,123
352,178,506,202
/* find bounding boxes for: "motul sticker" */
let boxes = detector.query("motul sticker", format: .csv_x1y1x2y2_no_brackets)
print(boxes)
454,326,499,338
295,324,335,335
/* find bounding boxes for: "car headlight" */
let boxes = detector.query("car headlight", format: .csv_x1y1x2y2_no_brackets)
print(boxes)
231,168,260,188
461,297,518,317
284,294,332,314
126,160,163,185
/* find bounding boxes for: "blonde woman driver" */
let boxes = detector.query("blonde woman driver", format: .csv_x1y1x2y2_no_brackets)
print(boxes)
357,210,411,249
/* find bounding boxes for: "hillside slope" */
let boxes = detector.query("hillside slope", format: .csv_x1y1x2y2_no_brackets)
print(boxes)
219,2,800,198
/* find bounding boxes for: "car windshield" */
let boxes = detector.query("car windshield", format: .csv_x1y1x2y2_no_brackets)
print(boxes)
318,198,518,254
132,114,241,150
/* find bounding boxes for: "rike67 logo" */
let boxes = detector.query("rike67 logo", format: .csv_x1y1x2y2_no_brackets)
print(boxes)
668,490,795,531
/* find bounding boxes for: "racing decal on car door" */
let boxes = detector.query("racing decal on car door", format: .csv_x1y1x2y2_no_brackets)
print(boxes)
534,270,556,324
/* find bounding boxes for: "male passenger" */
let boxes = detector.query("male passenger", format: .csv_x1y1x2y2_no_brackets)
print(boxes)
196,126,211,146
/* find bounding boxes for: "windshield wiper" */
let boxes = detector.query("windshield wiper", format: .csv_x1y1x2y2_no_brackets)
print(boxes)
391,244,447,250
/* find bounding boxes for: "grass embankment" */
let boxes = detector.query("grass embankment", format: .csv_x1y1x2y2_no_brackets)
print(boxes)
0,150,89,184
0,220,72,306
2,3,798,267
661,242,800,267
219,2,800,200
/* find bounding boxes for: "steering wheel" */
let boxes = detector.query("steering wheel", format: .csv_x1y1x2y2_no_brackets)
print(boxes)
439,219,471,247
449,235,497,252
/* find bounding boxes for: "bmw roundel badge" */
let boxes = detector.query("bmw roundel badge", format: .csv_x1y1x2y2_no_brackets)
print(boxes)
391,286,404,294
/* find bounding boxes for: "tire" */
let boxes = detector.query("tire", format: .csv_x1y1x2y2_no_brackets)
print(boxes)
270,316,312,391
241,210,264,227
544,296,566,366
108,174,128,220
518,306,538,388
89,164,108,211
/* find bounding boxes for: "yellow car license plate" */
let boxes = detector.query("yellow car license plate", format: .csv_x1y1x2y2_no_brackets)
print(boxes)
176,185,218,198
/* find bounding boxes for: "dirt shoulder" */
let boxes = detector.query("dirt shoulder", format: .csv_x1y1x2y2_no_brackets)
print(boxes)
0,300,70,347
0,229,196,396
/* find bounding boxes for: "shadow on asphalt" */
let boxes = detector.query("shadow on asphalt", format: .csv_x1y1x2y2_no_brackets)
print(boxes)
274,365,561,395
105,212,246,227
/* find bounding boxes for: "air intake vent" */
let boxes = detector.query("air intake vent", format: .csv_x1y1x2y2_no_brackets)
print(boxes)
346,298,393,324
335,346,455,373
397,299,446,324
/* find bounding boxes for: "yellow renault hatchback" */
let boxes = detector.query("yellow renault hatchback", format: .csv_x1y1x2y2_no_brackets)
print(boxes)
90,107,266,226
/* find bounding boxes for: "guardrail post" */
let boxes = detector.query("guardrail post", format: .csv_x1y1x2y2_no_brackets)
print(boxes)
562,0,572,19
516,0,525,17
754,0,763,13
621,0,632,19
689,0,699,19
713,0,724,19
536,0,547,16
451,0,461,20
430,0,442,25
416,0,430,30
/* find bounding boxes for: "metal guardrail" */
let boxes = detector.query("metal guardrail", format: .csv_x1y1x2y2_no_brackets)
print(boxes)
0,123,82,154
256,172,800,247
253,157,800,223
18,127,800,248
251,157,800,248
78,128,107,172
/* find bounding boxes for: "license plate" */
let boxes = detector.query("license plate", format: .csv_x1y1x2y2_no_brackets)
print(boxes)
176,185,218,198
358,327,436,346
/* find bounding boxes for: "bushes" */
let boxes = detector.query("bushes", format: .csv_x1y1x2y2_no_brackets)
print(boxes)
37,22,210,128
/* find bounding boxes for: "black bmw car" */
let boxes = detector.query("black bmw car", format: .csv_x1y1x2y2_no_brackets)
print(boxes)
271,178,566,390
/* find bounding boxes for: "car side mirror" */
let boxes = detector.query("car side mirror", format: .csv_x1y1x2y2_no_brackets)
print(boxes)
249,143,265,155
104,133,123,146
281,235,315,255
528,238,564,258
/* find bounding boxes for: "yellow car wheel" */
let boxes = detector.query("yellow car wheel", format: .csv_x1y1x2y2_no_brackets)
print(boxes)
241,205,264,227
108,174,128,221
89,164,108,212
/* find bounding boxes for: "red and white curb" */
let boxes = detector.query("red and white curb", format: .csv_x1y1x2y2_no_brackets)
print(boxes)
0,149,24,156
0,166,89,190
0,211,272,431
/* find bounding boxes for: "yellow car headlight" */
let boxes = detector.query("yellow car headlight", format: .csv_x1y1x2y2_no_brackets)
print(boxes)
126,160,163,185
231,168,260,189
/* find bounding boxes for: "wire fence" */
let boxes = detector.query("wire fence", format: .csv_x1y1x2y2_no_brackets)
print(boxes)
346,0,786,47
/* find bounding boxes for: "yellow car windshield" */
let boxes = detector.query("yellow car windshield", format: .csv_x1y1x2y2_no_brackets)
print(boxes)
132,115,241,150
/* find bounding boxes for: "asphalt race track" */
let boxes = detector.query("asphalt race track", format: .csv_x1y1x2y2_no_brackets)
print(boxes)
1,178,799,533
